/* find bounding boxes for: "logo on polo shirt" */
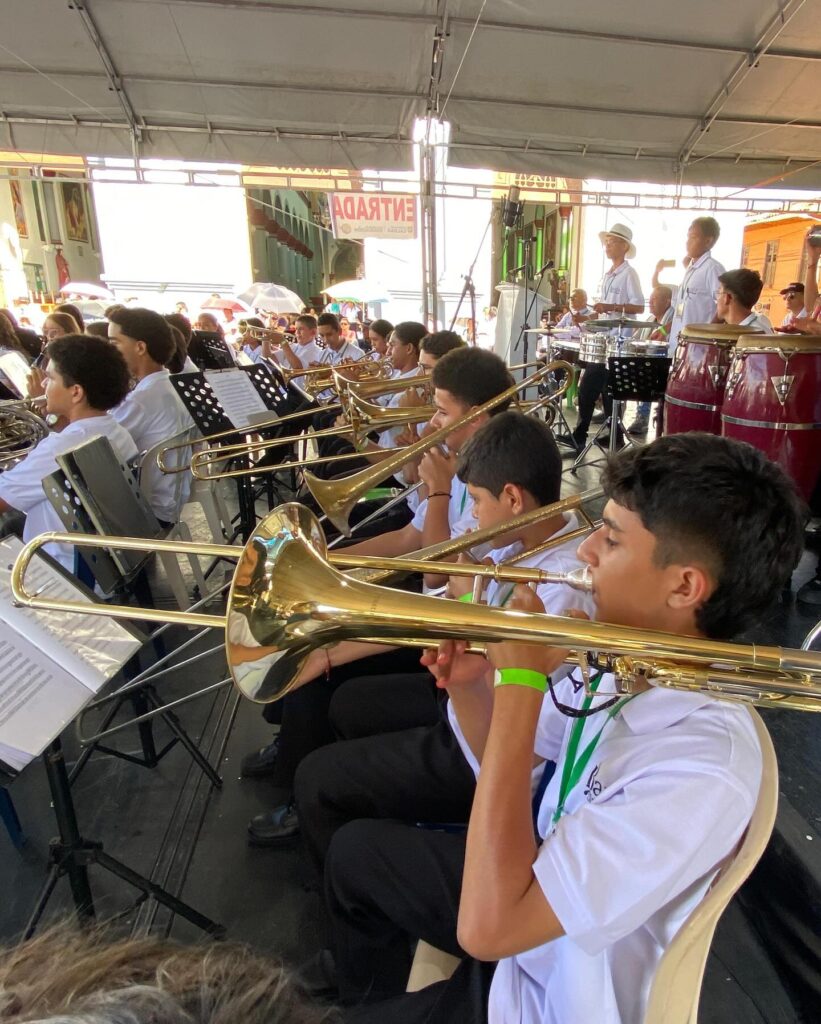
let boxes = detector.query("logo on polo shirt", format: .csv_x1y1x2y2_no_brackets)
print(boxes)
584,764,602,800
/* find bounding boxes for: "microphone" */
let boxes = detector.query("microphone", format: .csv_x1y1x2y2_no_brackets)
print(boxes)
502,186,522,230
536,258,555,275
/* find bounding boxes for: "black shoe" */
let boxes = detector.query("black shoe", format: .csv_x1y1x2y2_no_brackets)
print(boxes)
797,576,821,609
240,736,280,778
248,802,300,846
591,410,606,424
561,436,584,459
298,948,338,1000
554,431,576,448
626,416,649,436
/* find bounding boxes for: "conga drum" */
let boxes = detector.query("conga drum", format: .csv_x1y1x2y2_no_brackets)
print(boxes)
663,324,761,436
720,335,821,502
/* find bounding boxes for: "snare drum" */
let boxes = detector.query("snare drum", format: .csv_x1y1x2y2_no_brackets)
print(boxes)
720,335,821,501
663,323,761,435
579,333,618,366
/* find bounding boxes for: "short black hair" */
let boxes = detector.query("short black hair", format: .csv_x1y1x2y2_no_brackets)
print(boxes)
317,312,339,330
84,320,110,338
602,433,806,639
421,331,466,359
368,318,393,340
295,314,317,330
392,321,428,352
166,325,188,373
55,302,85,331
719,268,764,311
691,216,721,244
108,307,175,365
164,312,192,343
431,347,513,413
457,410,561,506
47,334,131,411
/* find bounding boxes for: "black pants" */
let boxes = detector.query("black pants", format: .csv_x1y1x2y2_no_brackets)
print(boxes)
574,362,612,442
265,649,437,789
344,957,495,1024
296,714,476,875
325,818,471,1004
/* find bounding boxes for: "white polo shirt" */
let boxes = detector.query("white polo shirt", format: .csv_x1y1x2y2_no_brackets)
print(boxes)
448,514,595,774
111,369,195,523
411,475,476,543
668,252,726,354
377,365,425,449
0,415,138,572
486,668,762,1024
315,340,366,401
739,311,773,333
781,307,806,326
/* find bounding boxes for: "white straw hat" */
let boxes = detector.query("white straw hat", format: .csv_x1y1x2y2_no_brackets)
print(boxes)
598,223,636,259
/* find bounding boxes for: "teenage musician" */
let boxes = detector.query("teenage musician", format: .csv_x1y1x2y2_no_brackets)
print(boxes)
321,433,805,1023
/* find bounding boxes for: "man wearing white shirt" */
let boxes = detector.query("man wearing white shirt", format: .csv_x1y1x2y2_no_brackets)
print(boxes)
108,307,196,526
0,335,137,574
553,289,593,331
715,269,772,333
664,217,726,356
332,433,805,1023
778,281,806,325
569,224,643,454
264,313,324,376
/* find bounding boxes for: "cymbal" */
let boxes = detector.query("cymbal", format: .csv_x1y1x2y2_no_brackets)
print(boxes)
524,327,556,334
584,318,660,330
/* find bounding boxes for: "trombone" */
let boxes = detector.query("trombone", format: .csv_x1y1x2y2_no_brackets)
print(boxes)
304,361,571,535
11,503,821,712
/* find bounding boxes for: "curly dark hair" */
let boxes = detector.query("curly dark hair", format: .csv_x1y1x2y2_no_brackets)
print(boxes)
431,347,513,413
46,335,131,411
602,433,806,639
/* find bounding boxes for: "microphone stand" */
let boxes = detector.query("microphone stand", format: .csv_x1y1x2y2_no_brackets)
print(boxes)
449,211,492,343
512,253,552,385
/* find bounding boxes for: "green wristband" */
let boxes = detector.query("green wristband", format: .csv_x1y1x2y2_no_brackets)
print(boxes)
458,592,474,603
493,668,547,693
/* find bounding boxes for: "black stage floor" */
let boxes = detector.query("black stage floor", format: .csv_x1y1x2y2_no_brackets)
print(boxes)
1,431,819,1023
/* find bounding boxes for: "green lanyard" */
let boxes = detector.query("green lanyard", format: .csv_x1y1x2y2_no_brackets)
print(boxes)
459,483,467,515
551,674,635,825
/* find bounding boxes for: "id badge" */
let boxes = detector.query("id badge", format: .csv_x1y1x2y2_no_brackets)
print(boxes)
675,301,684,317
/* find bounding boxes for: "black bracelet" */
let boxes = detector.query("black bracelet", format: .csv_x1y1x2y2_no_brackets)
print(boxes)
428,491,451,500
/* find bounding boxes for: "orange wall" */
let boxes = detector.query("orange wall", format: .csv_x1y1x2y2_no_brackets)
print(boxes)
743,216,821,321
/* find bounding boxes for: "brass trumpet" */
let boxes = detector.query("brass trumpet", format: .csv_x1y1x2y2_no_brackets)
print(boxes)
11,503,821,711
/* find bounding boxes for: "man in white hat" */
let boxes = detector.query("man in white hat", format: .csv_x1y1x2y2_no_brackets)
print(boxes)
566,223,643,455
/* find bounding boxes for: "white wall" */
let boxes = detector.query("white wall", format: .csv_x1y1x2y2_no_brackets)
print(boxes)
0,174,103,308
92,180,252,309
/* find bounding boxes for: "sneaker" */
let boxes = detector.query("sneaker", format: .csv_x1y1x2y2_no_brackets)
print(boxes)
247,802,300,846
626,416,649,436
240,736,280,778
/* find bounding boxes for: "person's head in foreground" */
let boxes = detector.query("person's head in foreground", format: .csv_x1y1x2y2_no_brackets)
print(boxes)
456,410,562,546
0,926,338,1024
43,335,131,420
584,433,805,639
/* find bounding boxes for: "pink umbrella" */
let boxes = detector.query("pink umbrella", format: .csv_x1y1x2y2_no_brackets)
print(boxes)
201,296,249,313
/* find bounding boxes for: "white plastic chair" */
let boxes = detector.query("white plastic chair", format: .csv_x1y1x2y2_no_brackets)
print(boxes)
138,426,211,608
406,708,778,1024
643,707,778,1024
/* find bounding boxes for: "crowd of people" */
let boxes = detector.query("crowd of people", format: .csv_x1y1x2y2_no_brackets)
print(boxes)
0,226,818,1024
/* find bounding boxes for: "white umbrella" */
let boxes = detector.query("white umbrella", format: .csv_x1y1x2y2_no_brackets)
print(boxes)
324,279,388,303
58,281,114,300
236,283,303,314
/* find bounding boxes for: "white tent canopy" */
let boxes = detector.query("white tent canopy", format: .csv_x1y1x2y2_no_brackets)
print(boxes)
1,0,819,188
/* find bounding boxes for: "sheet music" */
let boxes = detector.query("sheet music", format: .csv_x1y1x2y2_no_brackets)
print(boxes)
204,368,271,428
0,351,30,397
0,626,94,773
0,536,142,690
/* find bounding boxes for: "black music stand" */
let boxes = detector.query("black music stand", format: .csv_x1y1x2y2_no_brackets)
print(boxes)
170,365,293,539
187,330,235,370
571,355,671,474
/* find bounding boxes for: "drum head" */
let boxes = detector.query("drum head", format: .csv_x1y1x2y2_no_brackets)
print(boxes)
734,334,821,355
680,323,762,342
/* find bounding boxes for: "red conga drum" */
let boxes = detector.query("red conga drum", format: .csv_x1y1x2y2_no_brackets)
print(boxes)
720,335,821,502
663,324,761,436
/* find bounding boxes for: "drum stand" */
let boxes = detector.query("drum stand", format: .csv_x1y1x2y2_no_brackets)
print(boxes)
571,354,671,474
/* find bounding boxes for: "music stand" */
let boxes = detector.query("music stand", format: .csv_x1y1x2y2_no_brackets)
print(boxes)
571,355,671,473
170,365,293,539
187,330,236,371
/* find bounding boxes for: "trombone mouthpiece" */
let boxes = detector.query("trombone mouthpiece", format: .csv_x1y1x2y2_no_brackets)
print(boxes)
565,566,593,592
